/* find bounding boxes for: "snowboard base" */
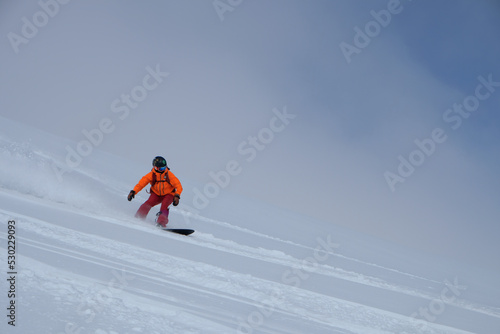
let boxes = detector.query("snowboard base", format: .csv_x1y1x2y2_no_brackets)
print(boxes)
163,228,195,236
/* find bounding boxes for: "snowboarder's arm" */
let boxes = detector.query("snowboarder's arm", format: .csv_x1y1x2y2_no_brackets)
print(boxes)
168,171,183,197
133,172,153,194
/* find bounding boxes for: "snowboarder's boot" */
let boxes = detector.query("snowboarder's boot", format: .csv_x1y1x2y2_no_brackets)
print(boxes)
155,211,169,227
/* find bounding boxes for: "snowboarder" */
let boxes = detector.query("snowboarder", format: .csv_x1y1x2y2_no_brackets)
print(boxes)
128,156,183,227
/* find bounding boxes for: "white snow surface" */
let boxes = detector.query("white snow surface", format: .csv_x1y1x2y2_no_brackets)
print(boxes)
0,116,499,334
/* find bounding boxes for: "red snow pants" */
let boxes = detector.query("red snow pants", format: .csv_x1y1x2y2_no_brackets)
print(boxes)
135,192,174,227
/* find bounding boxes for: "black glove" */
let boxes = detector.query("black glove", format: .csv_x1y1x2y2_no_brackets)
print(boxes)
173,194,180,206
128,190,135,201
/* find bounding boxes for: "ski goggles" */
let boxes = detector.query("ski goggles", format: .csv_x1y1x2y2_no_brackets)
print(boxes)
155,166,166,172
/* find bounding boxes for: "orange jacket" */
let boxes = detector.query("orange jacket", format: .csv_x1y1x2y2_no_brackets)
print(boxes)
133,168,183,197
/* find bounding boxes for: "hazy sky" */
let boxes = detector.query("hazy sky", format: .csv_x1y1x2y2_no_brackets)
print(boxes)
1,0,500,268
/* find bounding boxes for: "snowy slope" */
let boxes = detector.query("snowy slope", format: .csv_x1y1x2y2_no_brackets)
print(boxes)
0,116,499,334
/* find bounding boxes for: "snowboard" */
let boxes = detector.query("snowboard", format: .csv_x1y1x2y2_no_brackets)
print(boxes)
163,228,195,236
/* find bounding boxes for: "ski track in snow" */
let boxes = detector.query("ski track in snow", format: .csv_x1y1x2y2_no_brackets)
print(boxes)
173,209,443,284
4,197,499,320
0,199,498,334
1,130,499,334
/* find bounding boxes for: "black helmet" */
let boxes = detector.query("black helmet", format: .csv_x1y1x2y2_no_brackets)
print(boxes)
152,156,167,171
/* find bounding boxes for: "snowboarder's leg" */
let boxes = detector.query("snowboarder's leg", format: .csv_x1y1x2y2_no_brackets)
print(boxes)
135,192,162,219
156,194,174,227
